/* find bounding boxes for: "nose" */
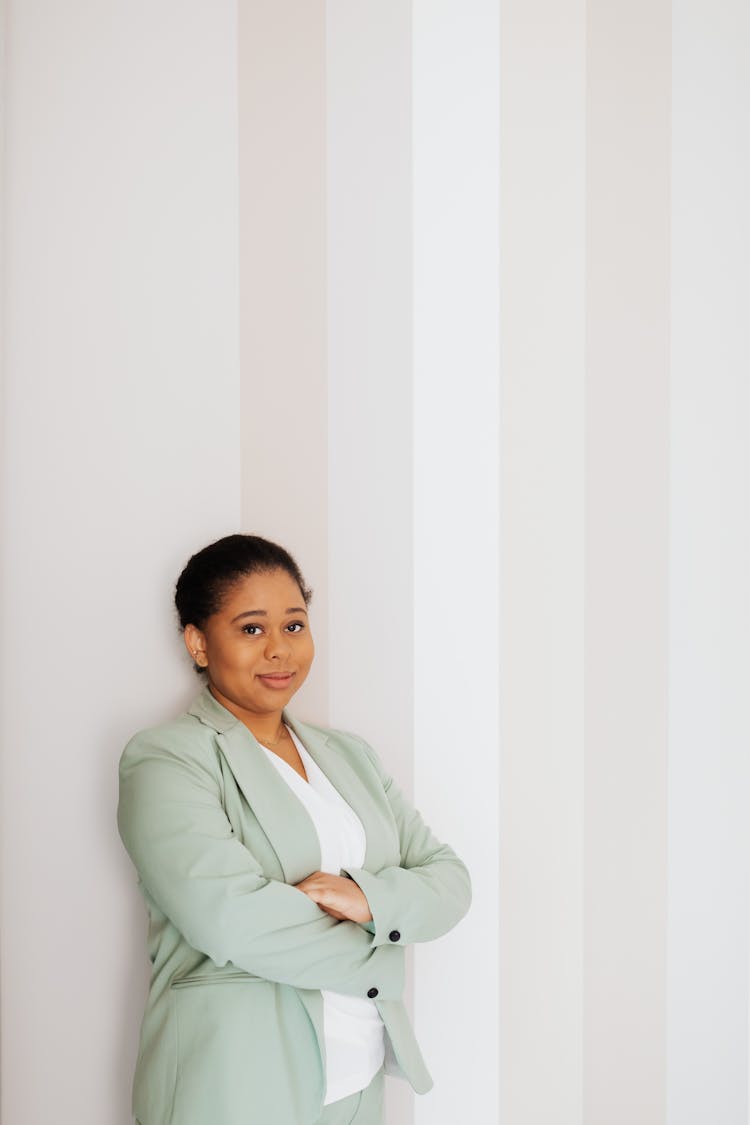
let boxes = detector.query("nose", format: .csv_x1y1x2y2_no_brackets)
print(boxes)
264,629,291,660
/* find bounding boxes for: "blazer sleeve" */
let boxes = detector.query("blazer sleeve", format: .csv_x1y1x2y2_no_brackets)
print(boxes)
117,729,404,1000
339,734,472,948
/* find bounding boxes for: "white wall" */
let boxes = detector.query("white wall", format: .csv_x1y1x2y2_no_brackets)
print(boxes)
668,1,750,1121
412,3,500,1122
237,0,329,724
0,2,241,1122
585,2,671,1123
326,6,414,1117
500,0,585,1120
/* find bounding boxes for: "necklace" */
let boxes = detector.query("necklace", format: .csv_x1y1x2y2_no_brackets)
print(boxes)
263,723,288,749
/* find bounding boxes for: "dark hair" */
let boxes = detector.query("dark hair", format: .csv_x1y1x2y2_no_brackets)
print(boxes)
174,534,313,675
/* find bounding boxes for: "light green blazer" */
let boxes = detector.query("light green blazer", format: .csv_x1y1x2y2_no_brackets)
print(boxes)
118,684,471,1125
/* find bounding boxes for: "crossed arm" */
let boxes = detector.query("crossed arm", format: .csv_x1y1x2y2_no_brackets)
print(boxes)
296,734,472,944
118,728,471,996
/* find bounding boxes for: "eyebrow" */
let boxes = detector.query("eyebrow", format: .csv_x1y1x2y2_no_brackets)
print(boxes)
230,607,308,623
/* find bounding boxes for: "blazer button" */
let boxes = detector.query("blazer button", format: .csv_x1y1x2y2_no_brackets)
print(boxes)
388,930,401,942
367,987,379,998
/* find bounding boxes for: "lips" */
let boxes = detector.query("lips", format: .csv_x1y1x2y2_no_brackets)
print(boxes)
257,672,295,688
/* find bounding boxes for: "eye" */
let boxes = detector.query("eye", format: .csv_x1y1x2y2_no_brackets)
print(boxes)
241,624,263,636
287,622,305,633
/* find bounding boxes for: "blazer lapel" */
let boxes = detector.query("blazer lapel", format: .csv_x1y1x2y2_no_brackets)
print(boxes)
187,686,321,886
284,714,394,874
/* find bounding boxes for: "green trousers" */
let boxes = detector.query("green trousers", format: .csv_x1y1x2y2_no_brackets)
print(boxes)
314,1066,385,1125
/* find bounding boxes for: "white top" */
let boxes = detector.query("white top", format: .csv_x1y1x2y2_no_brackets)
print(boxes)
259,726,386,1104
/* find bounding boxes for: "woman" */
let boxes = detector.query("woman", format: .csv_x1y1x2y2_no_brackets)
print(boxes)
118,534,471,1125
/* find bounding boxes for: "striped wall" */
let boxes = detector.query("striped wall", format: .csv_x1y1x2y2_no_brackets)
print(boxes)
1,2,749,1124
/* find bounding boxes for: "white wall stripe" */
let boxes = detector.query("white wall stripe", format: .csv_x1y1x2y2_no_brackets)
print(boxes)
668,1,750,1121
412,3,500,1122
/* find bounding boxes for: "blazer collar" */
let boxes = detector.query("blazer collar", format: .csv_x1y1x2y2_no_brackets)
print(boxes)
187,682,243,734
186,684,334,752
187,679,337,751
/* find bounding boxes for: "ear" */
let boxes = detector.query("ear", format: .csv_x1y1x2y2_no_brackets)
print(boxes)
183,623,208,669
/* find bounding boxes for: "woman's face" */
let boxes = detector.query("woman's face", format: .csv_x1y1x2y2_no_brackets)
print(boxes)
184,568,314,723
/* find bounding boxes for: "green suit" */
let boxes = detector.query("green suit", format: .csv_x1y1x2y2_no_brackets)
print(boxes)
118,684,472,1125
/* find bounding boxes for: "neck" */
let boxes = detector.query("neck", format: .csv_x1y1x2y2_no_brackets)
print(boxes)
207,683,286,745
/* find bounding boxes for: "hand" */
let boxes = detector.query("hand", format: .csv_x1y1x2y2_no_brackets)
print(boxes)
294,872,373,924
